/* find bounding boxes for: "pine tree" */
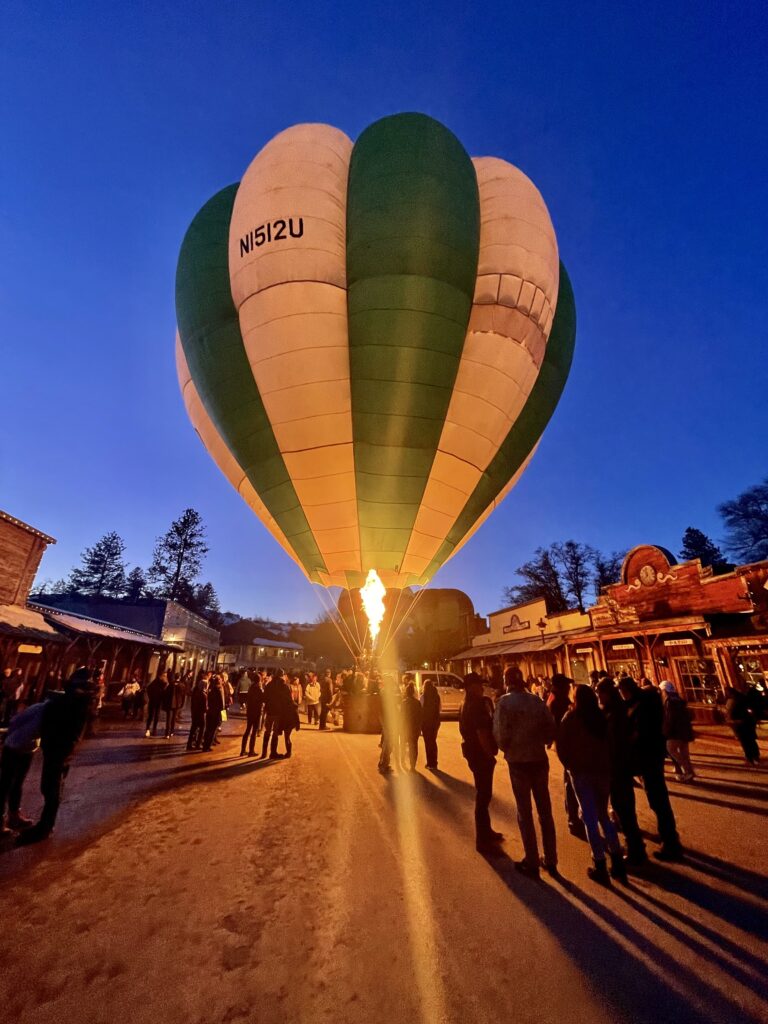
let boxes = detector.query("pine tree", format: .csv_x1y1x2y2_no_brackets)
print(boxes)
68,532,127,597
148,509,209,601
679,527,726,568
124,566,148,601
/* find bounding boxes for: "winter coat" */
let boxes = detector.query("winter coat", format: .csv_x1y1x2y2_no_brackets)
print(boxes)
556,708,611,777
146,678,167,705
420,684,441,729
401,695,423,738
206,681,226,717
245,683,265,718
547,692,571,727
662,695,694,742
190,687,208,720
305,681,321,706
320,677,333,704
623,688,666,768
264,678,293,719
493,691,556,764
40,692,89,761
600,692,634,777
4,701,46,753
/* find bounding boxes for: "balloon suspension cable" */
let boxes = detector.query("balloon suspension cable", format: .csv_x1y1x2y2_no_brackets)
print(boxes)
310,585,360,661
377,585,405,661
345,586,365,655
380,584,428,662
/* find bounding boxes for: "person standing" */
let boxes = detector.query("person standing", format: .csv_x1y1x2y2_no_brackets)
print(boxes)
117,679,140,718
547,674,585,839
619,677,684,861
187,676,208,751
164,674,186,738
493,665,557,878
378,675,401,773
240,676,265,755
401,683,423,771
144,672,168,737
201,674,226,752
319,669,333,730
261,669,289,759
0,699,46,833
460,672,503,854
420,678,441,771
557,685,627,883
304,674,321,726
660,681,696,781
725,686,761,765
596,678,647,866
17,669,93,845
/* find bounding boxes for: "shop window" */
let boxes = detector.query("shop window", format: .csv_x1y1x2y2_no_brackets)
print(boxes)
736,656,766,690
674,658,721,705
606,659,641,680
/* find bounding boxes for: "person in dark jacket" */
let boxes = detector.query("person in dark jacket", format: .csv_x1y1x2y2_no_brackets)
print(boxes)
596,679,647,865
241,678,265,756
725,686,761,765
187,677,208,750
547,674,585,839
660,680,695,781
401,683,423,771
557,685,626,883
378,676,401,773
17,668,93,845
144,672,168,738
202,674,226,751
460,672,503,853
261,669,292,759
420,679,441,770
319,669,334,731
163,674,186,739
618,676,683,861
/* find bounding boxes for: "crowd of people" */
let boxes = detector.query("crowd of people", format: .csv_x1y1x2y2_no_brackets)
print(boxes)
0,657,764,871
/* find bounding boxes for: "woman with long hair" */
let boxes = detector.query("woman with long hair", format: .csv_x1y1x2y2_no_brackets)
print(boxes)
557,684,626,884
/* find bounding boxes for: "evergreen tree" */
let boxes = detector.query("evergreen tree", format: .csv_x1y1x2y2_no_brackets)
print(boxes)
679,527,726,568
68,531,127,597
148,509,209,600
718,478,768,563
503,547,568,613
124,566,148,601
192,581,222,628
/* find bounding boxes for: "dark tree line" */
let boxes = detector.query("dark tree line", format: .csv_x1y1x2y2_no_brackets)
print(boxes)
503,474,768,612
37,508,222,627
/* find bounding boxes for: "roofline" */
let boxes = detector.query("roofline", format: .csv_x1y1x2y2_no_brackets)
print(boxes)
29,602,181,647
0,509,56,545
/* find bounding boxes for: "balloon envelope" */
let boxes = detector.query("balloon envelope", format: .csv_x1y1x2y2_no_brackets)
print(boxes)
176,113,575,590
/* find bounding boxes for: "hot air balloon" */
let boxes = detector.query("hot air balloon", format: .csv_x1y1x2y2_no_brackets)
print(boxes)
175,113,575,646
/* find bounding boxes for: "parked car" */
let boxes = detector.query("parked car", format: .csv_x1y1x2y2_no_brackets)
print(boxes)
406,670,488,718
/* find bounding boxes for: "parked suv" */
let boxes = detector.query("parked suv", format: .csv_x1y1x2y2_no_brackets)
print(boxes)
407,670,467,718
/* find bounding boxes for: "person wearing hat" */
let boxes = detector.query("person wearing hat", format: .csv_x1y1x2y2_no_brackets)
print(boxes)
460,673,503,854
660,680,695,782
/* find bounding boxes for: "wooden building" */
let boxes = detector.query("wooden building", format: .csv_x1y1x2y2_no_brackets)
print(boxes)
218,637,306,672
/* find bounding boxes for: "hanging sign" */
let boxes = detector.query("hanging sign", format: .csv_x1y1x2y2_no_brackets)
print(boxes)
611,643,635,651
17,644,43,654
664,638,694,647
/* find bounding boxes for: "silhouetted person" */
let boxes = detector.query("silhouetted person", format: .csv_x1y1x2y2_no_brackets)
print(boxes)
319,669,333,730
261,669,291,758
145,672,168,737
726,686,761,765
660,680,695,781
241,678,265,756
460,672,503,854
493,666,557,878
187,677,208,750
547,673,585,839
378,676,401,773
164,674,186,738
420,679,441,770
557,685,626,883
619,676,683,861
17,669,93,845
401,683,423,771
1,699,46,832
596,678,647,866
202,674,226,751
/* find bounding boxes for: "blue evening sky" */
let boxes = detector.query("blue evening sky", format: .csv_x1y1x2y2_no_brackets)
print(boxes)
1,1,766,621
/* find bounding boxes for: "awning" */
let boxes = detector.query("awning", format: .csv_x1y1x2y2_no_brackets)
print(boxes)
32,606,181,649
451,635,567,661
0,604,64,643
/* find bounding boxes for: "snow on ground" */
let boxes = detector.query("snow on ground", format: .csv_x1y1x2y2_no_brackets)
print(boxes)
1,714,767,1024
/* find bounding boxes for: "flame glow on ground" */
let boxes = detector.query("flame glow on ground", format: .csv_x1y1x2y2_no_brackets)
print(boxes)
360,569,387,646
